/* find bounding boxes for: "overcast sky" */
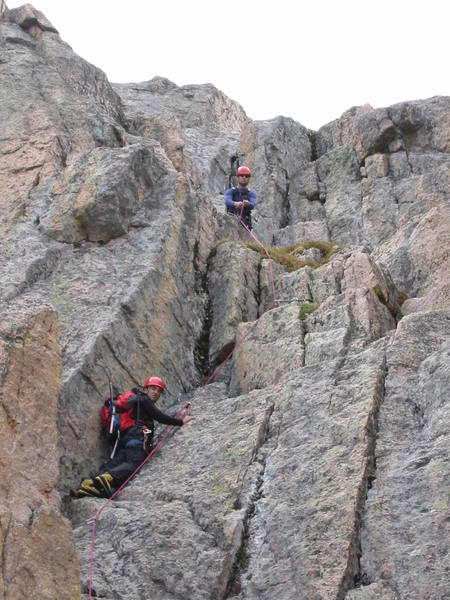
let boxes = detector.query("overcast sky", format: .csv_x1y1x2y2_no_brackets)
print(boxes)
7,0,449,130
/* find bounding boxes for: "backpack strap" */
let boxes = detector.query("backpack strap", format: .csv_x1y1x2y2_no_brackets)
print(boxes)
135,390,142,427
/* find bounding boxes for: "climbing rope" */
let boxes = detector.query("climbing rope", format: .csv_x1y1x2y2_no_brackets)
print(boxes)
87,203,277,599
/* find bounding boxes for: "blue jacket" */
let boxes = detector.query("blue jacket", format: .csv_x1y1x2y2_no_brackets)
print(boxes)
225,186,257,215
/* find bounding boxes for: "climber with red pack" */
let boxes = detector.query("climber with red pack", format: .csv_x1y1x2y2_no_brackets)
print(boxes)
225,165,257,230
76,376,194,498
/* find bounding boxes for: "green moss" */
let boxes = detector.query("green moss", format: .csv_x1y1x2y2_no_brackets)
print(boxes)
367,465,377,489
300,302,319,320
398,290,408,306
214,238,233,250
245,239,339,272
213,481,227,495
300,240,340,267
236,545,249,569
209,238,233,260
244,241,303,271
373,284,384,302
210,472,227,496
212,238,339,273
226,446,243,463
373,284,402,319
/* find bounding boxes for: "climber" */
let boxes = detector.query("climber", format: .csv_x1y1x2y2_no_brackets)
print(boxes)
225,165,257,230
76,376,195,498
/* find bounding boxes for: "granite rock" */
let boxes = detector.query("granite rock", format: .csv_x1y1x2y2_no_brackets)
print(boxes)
0,5,448,599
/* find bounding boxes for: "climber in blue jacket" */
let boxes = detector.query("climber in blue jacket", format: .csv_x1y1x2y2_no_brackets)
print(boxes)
225,165,257,230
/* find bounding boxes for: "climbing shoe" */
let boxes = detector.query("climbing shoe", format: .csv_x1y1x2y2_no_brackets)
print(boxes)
76,478,103,498
93,473,114,498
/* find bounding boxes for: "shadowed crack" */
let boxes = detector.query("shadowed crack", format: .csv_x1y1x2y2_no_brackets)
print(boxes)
224,401,276,598
1,516,11,600
193,243,214,378
386,107,416,174
101,334,141,387
255,258,263,318
280,167,291,229
308,130,318,162
79,370,102,397
373,284,402,324
339,353,387,596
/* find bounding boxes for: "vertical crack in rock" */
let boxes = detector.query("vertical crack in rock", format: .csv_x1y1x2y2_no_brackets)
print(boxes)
101,333,141,386
55,136,68,168
308,130,318,162
224,492,258,598
372,284,402,325
339,353,387,596
305,280,314,303
224,402,275,598
193,241,213,378
308,145,328,206
386,107,415,174
255,259,263,318
1,516,11,600
29,168,41,194
279,167,291,229
112,125,127,148
300,317,307,368
79,369,102,397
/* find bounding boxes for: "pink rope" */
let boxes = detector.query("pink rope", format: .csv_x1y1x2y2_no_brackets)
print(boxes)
87,209,277,598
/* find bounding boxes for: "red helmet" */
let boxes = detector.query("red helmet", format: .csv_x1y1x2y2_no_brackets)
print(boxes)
236,165,251,177
144,376,165,391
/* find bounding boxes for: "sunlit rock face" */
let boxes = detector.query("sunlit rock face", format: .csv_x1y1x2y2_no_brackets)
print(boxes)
1,4,449,600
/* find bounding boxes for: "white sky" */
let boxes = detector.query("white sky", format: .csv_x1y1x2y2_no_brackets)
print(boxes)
7,0,449,130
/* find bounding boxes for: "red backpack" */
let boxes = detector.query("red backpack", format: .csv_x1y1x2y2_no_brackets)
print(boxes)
100,389,137,439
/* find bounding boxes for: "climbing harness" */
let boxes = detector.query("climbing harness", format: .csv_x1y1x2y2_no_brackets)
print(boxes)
142,427,153,451
229,187,253,229
87,184,277,599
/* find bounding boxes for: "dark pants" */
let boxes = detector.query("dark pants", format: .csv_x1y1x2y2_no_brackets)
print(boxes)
98,446,148,487
226,209,252,230
240,213,252,230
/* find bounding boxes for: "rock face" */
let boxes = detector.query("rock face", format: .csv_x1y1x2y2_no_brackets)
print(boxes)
0,4,449,600
0,302,80,599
